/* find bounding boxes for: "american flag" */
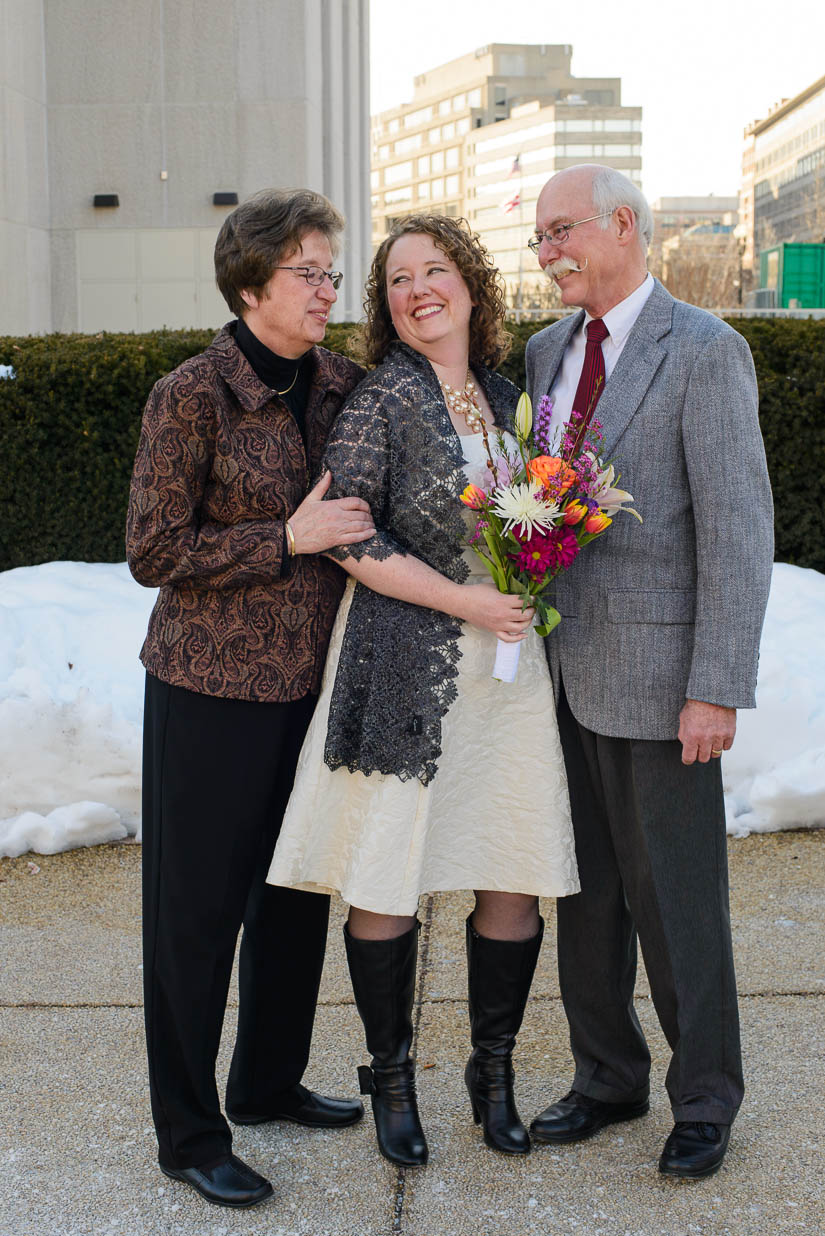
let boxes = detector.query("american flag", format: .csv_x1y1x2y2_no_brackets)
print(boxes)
509,154,521,177
502,192,520,214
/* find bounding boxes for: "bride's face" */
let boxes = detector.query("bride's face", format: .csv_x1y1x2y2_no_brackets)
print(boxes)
385,233,474,357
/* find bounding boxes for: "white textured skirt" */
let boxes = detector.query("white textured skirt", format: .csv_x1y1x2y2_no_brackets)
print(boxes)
267,567,579,916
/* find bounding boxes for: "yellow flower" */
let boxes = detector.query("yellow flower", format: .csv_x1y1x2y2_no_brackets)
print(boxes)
515,391,533,441
584,509,612,534
563,499,588,525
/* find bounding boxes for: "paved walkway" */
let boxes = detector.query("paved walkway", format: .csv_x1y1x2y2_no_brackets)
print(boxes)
1,830,823,1235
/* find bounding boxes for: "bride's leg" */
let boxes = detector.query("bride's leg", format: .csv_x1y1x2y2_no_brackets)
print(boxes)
344,907,428,1167
465,891,544,1154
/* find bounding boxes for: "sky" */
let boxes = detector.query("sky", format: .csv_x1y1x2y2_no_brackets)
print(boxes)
369,0,824,206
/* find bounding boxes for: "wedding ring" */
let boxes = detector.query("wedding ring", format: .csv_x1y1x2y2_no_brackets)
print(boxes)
711,747,723,756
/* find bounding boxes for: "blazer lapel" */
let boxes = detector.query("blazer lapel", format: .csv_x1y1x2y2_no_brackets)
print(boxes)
535,311,583,399
596,281,673,458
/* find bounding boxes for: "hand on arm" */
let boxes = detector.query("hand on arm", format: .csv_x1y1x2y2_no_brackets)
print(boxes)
288,471,375,555
678,699,736,765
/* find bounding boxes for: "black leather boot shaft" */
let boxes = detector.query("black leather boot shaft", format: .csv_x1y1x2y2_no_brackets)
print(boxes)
344,922,428,1167
465,915,544,1154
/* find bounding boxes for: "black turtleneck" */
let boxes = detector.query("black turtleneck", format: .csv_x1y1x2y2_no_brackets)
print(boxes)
235,317,312,444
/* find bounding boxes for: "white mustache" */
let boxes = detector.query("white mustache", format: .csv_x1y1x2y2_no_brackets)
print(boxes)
544,256,588,277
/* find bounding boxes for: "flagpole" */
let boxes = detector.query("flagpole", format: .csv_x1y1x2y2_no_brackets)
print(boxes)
517,176,524,324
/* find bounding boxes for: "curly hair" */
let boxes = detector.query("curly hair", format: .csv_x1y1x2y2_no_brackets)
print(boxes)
351,215,511,369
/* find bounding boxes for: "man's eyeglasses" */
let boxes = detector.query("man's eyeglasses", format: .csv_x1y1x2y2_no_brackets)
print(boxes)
527,211,615,254
273,265,344,289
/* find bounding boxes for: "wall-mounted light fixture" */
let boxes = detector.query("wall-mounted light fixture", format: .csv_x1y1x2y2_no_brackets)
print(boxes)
212,192,239,206
93,194,119,208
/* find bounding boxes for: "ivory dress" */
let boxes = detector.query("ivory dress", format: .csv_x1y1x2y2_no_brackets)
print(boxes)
266,431,579,915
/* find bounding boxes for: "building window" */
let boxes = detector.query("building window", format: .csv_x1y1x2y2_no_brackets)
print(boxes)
457,117,471,135
404,106,432,129
431,177,444,198
418,182,431,199
453,93,466,110
445,202,460,217
431,150,444,173
442,122,455,140
429,127,441,144
468,88,482,108
394,133,422,155
438,98,452,116
385,186,413,204
370,171,379,189
446,147,459,169
445,174,460,195
417,155,430,176
385,161,413,185
388,118,400,134
378,145,390,159
494,84,506,105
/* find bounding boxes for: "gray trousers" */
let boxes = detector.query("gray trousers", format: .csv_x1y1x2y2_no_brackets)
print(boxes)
555,679,743,1125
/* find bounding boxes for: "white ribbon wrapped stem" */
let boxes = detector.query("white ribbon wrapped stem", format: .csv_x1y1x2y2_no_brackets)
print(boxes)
492,638,522,683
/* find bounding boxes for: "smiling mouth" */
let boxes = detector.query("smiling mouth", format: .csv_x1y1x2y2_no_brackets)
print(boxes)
412,304,444,319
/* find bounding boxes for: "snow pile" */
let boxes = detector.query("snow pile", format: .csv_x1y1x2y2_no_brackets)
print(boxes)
723,562,825,836
0,559,824,859
0,562,156,856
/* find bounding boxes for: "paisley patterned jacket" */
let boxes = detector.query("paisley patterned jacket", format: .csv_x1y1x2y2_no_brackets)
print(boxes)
126,323,364,701
322,341,518,785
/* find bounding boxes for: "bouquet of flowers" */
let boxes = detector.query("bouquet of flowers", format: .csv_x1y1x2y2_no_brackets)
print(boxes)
460,388,641,682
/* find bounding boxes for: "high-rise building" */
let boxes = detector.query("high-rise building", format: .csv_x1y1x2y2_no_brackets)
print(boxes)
740,73,825,274
371,44,641,310
1,0,370,334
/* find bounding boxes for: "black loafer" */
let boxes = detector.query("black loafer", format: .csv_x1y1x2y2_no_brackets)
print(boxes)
160,1153,273,1208
530,1089,650,1144
227,1083,364,1129
659,1121,730,1178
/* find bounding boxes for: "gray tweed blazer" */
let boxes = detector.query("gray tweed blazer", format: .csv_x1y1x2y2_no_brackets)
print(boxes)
526,279,774,740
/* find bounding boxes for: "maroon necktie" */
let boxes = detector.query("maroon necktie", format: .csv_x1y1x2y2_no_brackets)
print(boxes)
571,318,609,434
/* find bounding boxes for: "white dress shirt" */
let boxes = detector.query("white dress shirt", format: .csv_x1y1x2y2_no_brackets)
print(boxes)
544,272,655,447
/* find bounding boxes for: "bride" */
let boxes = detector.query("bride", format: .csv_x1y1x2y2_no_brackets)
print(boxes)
268,214,579,1167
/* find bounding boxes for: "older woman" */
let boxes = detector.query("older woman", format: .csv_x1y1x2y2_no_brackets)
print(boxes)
268,216,579,1167
126,189,372,1210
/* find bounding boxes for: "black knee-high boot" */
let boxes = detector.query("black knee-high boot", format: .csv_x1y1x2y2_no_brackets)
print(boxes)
464,915,544,1154
344,922,428,1168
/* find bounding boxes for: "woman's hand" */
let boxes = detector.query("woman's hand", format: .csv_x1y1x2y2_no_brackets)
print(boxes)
457,583,535,642
289,471,375,555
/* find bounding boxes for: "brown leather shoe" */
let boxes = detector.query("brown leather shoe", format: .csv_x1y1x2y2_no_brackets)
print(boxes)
530,1089,650,1144
658,1121,731,1178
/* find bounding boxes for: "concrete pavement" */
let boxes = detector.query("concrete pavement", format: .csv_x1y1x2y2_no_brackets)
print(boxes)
1,830,823,1235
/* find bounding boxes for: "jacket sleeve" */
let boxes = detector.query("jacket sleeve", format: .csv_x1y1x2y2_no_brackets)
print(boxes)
682,327,774,708
322,380,407,563
126,372,288,590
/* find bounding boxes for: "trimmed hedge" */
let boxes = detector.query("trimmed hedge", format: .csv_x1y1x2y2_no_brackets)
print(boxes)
1,319,823,571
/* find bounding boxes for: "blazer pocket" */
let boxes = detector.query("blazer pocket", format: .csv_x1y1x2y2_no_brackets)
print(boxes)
607,589,695,625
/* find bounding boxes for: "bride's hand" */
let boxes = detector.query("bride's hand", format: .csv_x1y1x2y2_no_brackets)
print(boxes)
457,583,534,641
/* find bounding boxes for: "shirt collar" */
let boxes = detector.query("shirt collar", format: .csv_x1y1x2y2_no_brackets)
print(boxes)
584,272,655,347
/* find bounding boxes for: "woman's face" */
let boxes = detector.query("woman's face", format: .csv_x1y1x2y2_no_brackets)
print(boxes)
385,233,474,357
240,229,337,358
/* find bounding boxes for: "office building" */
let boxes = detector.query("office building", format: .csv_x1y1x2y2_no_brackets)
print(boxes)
371,44,641,309
740,73,825,274
1,0,370,334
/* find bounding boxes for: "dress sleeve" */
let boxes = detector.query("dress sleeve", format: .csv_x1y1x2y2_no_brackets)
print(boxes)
322,380,407,563
126,371,288,590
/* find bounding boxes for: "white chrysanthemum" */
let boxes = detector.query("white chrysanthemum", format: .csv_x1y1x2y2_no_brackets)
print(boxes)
491,481,559,537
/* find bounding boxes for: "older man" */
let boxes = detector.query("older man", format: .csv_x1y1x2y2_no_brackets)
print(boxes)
525,166,773,1178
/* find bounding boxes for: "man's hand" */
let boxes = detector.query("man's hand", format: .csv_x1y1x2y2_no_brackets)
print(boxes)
289,471,374,555
678,699,736,765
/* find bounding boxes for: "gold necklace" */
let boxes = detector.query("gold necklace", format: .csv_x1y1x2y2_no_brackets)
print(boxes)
272,363,300,396
439,370,485,433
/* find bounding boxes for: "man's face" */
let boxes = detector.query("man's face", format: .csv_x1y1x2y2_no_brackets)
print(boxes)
534,174,622,317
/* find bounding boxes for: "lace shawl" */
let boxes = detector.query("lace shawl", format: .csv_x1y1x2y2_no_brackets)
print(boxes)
322,341,518,785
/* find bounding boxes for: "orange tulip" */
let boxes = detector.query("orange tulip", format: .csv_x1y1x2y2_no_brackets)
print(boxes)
528,455,576,495
563,499,588,525
584,510,612,534
460,482,486,509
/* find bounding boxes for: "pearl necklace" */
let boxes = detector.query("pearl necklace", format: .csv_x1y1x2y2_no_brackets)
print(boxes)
439,371,485,434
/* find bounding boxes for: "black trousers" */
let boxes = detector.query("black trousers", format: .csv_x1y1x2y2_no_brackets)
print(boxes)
555,679,743,1125
141,673,330,1169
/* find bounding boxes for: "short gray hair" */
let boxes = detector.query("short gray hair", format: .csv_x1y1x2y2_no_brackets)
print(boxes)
591,167,653,251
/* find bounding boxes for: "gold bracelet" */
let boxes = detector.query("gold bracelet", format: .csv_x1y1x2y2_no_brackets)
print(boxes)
285,521,296,557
